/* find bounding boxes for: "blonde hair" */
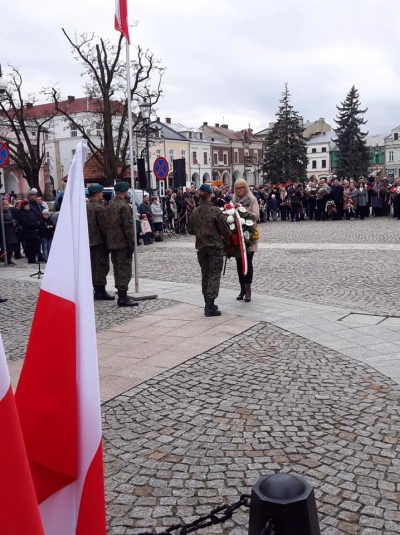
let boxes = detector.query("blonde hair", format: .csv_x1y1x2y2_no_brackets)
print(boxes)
233,179,255,203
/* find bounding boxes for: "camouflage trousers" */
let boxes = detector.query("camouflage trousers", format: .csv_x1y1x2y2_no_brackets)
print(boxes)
197,247,224,300
111,248,132,291
90,245,110,286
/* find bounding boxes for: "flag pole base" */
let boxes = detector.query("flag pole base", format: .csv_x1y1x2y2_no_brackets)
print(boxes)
125,292,158,301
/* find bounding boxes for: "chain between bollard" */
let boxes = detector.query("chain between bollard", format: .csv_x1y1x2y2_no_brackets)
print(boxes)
138,494,264,535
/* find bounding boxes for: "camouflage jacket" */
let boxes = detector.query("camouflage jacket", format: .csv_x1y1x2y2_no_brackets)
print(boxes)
105,198,134,250
188,200,231,250
86,199,107,248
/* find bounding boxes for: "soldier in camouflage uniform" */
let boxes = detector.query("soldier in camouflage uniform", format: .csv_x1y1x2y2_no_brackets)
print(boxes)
188,183,231,317
105,182,138,307
86,184,114,300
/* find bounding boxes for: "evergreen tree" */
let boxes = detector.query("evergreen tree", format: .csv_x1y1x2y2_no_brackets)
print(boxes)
262,84,308,184
334,86,369,179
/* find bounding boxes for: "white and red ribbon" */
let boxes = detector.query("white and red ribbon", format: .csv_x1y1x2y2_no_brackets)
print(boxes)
234,209,248,276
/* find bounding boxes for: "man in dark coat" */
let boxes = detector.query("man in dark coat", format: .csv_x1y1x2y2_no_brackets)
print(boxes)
188,184,231,316
86,184,114,301
18,200,41,263
330,179,344,220
140,195,154,240
105,182,138,307
287,181,301,222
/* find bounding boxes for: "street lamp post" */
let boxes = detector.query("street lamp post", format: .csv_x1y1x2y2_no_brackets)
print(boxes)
139,99,152,194
0,64,8,267
198,162,201,186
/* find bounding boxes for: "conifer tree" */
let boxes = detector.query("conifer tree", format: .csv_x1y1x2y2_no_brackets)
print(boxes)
263,84,308,184
334,86,369,179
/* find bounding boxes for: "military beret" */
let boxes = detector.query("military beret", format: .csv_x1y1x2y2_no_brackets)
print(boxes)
199,184,212,195
114,181,130,192
88,184,104,194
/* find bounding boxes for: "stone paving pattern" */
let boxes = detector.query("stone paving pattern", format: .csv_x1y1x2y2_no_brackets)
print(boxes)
103,322,400,535
0,279,177,361
137,219,400,315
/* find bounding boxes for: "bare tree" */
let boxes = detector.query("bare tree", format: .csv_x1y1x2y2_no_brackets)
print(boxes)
49,29,165,186
0,66,58,194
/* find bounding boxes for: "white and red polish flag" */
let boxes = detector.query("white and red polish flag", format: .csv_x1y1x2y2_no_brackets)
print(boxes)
115,0,130,43
15,140,107,535
0,334,44,534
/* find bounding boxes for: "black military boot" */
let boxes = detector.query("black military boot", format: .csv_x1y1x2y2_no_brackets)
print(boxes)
204,297,218,312
204,298,221,317
0,297,8,303
117,289,139,307
236,283,245,300
94,286,115,301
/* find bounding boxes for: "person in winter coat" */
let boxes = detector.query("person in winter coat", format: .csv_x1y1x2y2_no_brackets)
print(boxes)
39,210,55,262
18,200,41,263
140,195,154,241
1,200,19,264
150,197,164,241
233,178,260,302
356,180,369,220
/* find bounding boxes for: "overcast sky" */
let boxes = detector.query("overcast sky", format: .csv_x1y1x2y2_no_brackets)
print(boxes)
3,0,400,134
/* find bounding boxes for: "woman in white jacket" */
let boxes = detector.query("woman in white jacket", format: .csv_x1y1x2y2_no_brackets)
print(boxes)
150,196,164,242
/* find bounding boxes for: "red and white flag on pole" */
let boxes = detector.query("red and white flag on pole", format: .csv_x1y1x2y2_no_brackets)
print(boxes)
15,140,107,535
0,334,44,534
115,0,130,43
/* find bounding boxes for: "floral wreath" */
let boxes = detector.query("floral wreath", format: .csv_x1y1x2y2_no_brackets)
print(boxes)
222,203,258,275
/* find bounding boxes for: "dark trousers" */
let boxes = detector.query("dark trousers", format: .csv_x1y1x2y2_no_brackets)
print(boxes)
290,203,300,222
280,206,288,221
197,247,223,300
359,205,368,220
393,197,400,218
25,239,41,263
308,198,316,220
316,199,327,221
333,203,343,220
236,251,255,285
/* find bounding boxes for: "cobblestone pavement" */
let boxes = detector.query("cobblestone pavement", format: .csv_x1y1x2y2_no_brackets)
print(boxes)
0,279,177,361
103,322,400,535
136,219,400,316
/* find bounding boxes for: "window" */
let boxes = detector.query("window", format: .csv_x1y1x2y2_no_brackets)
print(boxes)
192,151,197,163
234,150,239,164
96,122,102,137
213,152,218,165
322,147,327,152
71,126,77,138
253,150,258,161
181,150,186,160
389,151,394,162
394,133,399,141
322,159,327,169
156,149,161,158
223,153,228,165
312,160,317,169
169,149,174,164
203,152,208,165
312,148,317,153
199,133,203,140
189,132,193,139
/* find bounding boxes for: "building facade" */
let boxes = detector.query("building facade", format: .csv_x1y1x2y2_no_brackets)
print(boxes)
306,132,334,179
385,127,400,179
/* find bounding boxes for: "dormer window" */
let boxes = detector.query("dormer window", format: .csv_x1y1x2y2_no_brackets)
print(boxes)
395,133,399,141
189,132,193,139
199,133,203,140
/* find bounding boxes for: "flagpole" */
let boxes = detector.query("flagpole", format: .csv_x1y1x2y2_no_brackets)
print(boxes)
125,39,139,293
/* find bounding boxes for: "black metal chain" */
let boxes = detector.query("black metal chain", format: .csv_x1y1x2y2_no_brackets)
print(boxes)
137,494,252,535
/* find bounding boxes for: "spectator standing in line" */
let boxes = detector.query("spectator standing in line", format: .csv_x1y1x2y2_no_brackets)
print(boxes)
330,179,344,220
18,200,41,263
140,214,152,245
150,196,164,242
1,200,19,264
39,210,54,262
175,190,187,234
288,181,301,222
140,195,154,241
86,184,114,301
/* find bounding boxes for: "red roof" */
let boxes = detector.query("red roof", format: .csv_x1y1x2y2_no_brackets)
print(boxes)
205,125,256,142
1,97,127,121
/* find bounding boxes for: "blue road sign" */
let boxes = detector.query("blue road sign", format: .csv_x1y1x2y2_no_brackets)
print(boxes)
153,157,169,180
0,142,10,168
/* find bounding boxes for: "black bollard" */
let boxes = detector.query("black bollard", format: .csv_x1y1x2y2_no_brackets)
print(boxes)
248,473,321,535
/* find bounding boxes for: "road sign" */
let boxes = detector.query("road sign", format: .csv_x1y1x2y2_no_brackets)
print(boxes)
153,157,169,181
0,142,10,168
